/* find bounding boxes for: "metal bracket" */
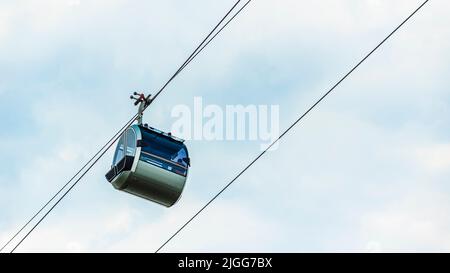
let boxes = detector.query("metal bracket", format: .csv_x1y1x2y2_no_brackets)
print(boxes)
130,92,152,125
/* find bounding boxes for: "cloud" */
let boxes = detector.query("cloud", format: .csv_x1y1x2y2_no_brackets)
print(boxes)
412,144,450,173
102,199,284,253
1,198,283,253
360,187,450,252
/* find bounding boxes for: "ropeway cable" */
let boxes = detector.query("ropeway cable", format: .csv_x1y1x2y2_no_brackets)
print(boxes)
154,0,431,253
4,0,252,253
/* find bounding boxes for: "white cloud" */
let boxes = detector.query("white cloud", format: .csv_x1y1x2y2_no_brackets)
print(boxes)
1,198,283,252
413,144,450,173
105,208,135,234
359,187,450,252
0,9,10,44
67,0,81,7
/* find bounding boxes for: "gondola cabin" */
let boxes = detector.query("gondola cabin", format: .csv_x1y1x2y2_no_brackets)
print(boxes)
105,124,190,207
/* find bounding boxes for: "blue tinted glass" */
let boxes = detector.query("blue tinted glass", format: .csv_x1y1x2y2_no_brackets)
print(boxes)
126,129,136,156
140,152,187,176
140,129,188,167
113,135,125,166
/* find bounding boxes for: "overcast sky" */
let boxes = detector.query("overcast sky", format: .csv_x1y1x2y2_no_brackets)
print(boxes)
1,0,449,252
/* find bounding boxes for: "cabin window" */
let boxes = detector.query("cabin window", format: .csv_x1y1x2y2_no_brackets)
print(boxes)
126,129,136,157
172,147,188,167
140,130,188,168
113,135,125,166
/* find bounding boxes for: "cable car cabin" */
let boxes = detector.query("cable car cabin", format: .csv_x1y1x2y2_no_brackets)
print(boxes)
105,125,190,207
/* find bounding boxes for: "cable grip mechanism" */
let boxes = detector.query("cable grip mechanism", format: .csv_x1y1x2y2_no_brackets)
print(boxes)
130,92,152,125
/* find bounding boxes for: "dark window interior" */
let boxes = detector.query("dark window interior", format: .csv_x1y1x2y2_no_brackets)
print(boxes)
140,129,188,168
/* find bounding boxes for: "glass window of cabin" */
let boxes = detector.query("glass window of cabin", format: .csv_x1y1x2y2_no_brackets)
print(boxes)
172,147,188,167
113,135,125,166
140,129,188,167
126,129,136,157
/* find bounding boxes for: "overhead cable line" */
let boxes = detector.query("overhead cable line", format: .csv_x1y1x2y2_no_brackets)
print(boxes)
9,115,138,253
5,0,250,253
0,113,138,253
154,0,430,253
151,0,246,103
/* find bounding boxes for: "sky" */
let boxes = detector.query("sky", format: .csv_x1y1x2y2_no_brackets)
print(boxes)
0,0,449,252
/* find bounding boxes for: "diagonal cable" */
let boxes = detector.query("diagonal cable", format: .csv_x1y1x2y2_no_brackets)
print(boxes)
0,113,138,253
155,0,431,253
5,0,250,253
